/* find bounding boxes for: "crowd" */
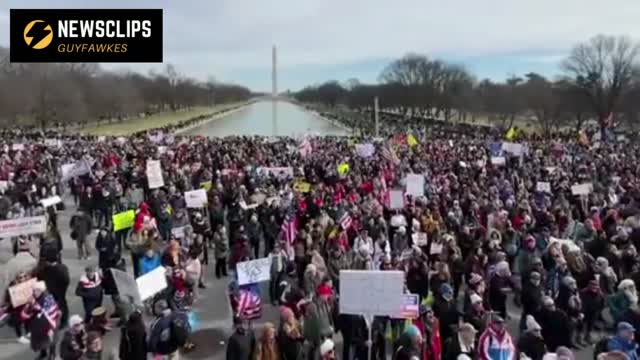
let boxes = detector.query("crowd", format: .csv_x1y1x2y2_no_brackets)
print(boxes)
0,107,639,360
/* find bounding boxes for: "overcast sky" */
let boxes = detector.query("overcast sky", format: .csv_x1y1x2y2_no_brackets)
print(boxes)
2,0,639,92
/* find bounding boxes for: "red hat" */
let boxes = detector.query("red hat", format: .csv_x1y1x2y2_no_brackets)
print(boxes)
317,284,333,297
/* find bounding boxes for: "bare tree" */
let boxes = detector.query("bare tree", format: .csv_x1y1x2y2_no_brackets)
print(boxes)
562,35,640,133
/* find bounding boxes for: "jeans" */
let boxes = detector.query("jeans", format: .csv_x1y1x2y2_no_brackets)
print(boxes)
76,236,91,259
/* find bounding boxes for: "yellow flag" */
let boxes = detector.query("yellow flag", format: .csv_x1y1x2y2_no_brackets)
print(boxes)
337,162,350,175
505,127,517,141
200,181,213,191
293,180,311,193
112,210,135,232
407,134,418,147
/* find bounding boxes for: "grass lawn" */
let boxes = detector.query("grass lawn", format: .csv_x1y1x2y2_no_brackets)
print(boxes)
78,103,243,136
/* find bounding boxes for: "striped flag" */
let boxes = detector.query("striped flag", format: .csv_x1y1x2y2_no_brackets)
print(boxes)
280,210,298,246
237,289,262,320
41,293,61,330
381,143,400,165
339,210,353,230
298,138,312,158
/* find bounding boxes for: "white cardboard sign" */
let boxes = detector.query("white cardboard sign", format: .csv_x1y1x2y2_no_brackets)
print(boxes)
111,268,142,305
0,216,47,238
405,174,425,197
571,183,593,196
146,160,164,189
136,266,168,301
40,195,62,208
536,182,551,193
236,257,272,285
491,157,506,166
339,270,404,317
8,278,37,307
185,189,207,208
389,190,405,209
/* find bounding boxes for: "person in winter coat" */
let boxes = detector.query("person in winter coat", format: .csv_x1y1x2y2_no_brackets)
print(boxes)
412,306,441,360
520,271,544,330
606,322,639,360
326,245,351,290
119,310,147,360
69,208,93,259
477,316,515,360
36,253,70,328
226,317,256,360
443,323,477,360
2,237,37,289
608,279,637,325
394,324,423,360
489,261,516,320
464,293,487,336
247,214,264,259
580,279,605,344
213,224,229,278
255,322,280,360
75,266,104,322
517,316,547,360
304,284,335,357
278,306,304,360
339,314,369,360
59,315,87,360
556,276,584,347
96,228,119,270
269,242,287,305
537,296,573,351
433,283,460,344
21,281,61,360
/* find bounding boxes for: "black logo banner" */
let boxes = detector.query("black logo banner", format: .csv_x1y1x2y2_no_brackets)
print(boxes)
10,9,163,63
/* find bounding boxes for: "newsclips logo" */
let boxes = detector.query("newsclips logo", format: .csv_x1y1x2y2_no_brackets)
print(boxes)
10,9,163,63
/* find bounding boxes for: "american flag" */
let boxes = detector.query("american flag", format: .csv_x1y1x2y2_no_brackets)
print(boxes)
280,210,298,246
41,293,61,330
237,289,262,320
298,138,312,158
381,143,400,165
339,210,353,230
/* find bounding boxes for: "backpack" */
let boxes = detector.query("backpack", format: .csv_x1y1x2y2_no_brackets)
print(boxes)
594,336,612,360
148,316,175,355
170,311,191,347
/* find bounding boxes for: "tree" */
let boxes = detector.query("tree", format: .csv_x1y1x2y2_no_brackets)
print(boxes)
562,35,640,132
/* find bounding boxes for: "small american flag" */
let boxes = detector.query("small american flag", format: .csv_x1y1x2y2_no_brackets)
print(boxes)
381,143,400,165
41,293,61,330
280,210,298,246
237,289,262,320
298,138,312,158
339,210,353,230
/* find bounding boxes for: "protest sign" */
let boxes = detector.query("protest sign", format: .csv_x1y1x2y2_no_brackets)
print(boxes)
355,143,375,158
236,257,272,285
8,278,37,307
44,139,61,148
257,167,294,178
12,143,25,151
337,163,350,175
171,226,186,239
389,190,404,209
491,157,506,166
200,181,213,191
293,180,311,193
112,210,135,232
405,174,425,197
339,270,404,317
392,294,420,320
61,159,92,182
536,182,551,193
146,160,164,189
502,142,524,156
157,146,167,155
412,232,428,247
111,268,141,305
136,266,168,301
0,216,47,238
40,195,62,208
185,189,208,208
571,183,593,196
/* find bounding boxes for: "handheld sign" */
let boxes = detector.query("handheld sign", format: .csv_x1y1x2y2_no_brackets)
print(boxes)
112,210,136,232
236,257,272,285
0,216,47,238
185,189,207,208
8,278,38,307
339,270,404,317
146,160,164,189
536,182,551,194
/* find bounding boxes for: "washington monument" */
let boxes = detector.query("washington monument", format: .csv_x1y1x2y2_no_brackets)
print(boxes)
272,45,277,135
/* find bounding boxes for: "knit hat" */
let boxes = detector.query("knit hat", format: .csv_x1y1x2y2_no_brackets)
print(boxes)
317,284,333,297
69,314,83,327
404,324,421,339
619,279,635,291
440,283,454,300
526,315,542,332
319,339,334,356
470,293,483,305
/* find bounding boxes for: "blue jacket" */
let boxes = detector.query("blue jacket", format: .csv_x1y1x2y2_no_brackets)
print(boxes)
139,254,161,276
607,336,638,360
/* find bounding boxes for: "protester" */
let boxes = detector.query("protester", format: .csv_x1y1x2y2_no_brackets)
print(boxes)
118,310,148,360
226,317,256,360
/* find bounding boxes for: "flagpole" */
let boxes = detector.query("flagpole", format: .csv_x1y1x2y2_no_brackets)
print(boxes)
374,96,379,138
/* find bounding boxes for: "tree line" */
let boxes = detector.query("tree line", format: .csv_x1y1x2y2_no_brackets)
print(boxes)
0,47,252,129
294,35,640,134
